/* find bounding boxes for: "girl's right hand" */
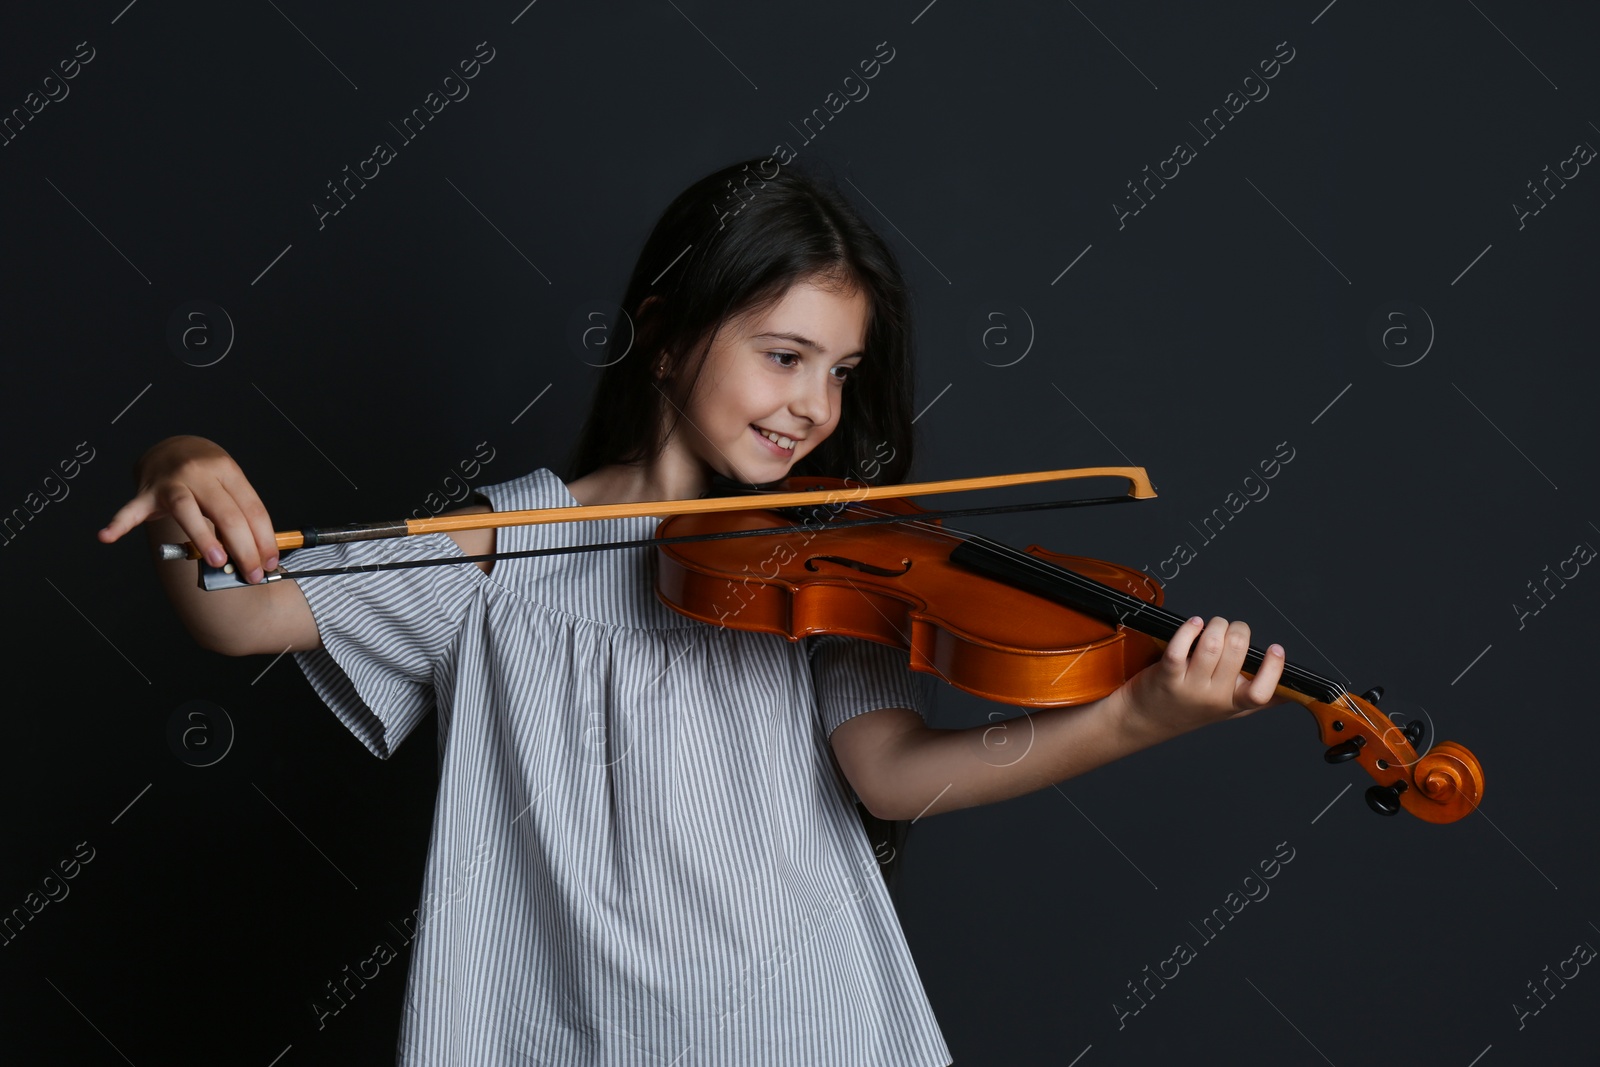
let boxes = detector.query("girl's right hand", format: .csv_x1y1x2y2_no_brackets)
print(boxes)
99,435,281,585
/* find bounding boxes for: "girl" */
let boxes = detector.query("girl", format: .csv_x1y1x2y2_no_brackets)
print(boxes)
99,157,1285,1065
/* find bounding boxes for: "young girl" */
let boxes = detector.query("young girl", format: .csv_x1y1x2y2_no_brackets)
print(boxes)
99,157,1285,1065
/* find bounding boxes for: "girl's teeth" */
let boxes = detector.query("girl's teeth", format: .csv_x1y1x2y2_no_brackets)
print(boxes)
758,427,794,449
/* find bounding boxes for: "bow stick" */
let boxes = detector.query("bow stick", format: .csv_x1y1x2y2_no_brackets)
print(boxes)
157,465,1156,591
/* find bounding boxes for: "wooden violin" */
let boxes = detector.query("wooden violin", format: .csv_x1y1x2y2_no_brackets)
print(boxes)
164,464,1484,824
651,475,1485,825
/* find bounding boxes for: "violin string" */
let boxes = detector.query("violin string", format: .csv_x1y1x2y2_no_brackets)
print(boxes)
827,498,1373,728
887,505,1393,738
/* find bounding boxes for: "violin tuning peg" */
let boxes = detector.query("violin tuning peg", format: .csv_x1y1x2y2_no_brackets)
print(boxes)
1364,780,1407,816
1402,719,1425,747
1324,736,1365,764
1360,686,1384,704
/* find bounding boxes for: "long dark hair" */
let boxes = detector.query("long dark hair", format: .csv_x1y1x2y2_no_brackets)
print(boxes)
564,155,920,901
565,154,916,488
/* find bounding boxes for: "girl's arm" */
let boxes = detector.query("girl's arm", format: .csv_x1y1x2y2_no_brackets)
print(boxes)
99,435,315,656
99,435,494,657
831,616,1285,821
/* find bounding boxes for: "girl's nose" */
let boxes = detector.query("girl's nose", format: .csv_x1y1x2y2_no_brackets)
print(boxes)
788,368,831,425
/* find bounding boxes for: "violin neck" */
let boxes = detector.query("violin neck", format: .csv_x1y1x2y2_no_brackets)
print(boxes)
947,534,1344,706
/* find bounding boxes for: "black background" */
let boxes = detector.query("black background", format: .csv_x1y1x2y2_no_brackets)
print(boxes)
2,1,1595,1064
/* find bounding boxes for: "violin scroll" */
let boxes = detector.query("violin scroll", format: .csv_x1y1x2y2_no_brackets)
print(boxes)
1406,741,1485,824
1294,688,1484,824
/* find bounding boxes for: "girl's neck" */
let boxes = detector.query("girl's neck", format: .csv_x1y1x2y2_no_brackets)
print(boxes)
565,453,714,508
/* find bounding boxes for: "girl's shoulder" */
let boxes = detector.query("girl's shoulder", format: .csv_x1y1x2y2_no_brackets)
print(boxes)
474,467,574,512
439,467,570,575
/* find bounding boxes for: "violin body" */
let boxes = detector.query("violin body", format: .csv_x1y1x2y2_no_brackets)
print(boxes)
654,479,1165,708
654,476,1486,824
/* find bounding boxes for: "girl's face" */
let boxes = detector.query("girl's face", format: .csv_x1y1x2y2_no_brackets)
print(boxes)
673,276,869,484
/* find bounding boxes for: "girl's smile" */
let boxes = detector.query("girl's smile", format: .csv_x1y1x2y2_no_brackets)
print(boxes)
750,423,800,454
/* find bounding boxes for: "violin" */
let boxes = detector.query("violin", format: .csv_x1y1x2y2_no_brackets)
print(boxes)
164,465,1485,824
653,475,1484,825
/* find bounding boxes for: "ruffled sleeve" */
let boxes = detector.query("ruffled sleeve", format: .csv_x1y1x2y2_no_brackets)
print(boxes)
806,633,933,738
285,532,482,759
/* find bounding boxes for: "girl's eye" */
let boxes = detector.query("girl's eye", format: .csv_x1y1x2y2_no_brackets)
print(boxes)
764,350,856,382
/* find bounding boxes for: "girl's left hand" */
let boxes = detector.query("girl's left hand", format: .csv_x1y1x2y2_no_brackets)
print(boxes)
1118,615,1286,741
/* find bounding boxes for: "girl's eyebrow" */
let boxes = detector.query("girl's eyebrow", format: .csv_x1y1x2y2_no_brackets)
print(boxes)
750,332,863,358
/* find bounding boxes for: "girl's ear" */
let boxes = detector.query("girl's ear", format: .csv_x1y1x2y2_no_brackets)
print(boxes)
636,296,668,380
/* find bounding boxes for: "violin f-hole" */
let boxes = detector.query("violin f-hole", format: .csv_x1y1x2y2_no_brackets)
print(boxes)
803,554,912,577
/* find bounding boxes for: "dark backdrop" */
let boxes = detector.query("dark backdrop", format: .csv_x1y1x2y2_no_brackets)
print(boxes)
3,1,1595,1063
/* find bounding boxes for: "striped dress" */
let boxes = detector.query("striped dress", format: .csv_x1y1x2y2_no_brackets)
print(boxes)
286,467,953,1066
